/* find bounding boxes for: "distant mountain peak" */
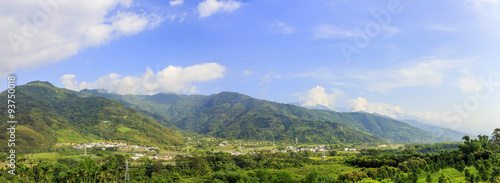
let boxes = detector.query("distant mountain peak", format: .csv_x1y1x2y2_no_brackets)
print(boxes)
26,80,55,87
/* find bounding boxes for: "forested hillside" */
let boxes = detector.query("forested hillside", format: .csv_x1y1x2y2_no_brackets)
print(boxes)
77,90,452,143
0,81,183,152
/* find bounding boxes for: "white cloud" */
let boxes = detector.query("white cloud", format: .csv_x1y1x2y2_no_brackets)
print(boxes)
60,74,78,91
260,72,282,85
456,77,482,93
270,21,294,35
347,97,403,118
179,12,187,23
364,59,454,92
243,70,252,76
455,70,483,93
347,97,447,121
61,63,226,95
312,24,399,39
169,0,184,6
406,111,447,123
465,0,499,7
197,0,242,18
295,59,460,93
1,0,162,77
427,24,456,32
381,26,400,37
312,24,355,39
299,86,343,110
465,0,500,37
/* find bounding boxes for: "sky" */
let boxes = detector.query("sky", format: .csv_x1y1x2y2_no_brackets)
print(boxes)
1,0,500,135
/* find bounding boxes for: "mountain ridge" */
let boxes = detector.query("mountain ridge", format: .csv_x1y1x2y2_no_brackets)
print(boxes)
76,88,453,143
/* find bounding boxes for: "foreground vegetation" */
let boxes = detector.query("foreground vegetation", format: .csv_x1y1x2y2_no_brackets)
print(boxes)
1,128,499,182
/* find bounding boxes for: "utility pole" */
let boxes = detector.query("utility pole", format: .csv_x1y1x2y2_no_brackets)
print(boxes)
124,159,130,183
295,137,298,145
239,140,242,152
84,146,87,156
322,150,325,162
273,137,275,147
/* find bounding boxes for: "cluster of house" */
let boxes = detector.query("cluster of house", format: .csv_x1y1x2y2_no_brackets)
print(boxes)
229,145,335,156
73,142,159,151
286,145,327,153
343,148,357,151
218,141,230,146
130,153,173,161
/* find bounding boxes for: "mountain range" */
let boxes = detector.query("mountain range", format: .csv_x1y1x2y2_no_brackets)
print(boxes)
76,87,455,144
1,81,463,152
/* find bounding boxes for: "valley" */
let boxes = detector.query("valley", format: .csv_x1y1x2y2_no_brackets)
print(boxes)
1,81,499,182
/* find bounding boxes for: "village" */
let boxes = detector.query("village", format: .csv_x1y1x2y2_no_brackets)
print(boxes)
228,145,357,156
72,140,361,162
73,142,160,151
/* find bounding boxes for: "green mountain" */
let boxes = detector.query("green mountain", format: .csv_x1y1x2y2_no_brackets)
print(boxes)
77,90,452,143
0,81,183,152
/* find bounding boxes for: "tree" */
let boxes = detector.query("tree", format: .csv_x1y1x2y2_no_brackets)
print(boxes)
459,135,484,155
465,168,475,183
468,153,476,166
329,150,338,156
426,173,432,183
458,160,466,174
303,169,319,183
409,172,418,183
490,128,500,161
438,173,445,183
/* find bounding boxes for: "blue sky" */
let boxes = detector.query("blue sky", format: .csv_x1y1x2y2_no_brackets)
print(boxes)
1,0,500,135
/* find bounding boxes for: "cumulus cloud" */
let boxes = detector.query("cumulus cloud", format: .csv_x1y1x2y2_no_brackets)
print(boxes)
60,63,226,95
169,0,184,6
299,86,343,110
197,0,242,18
454,69,491,94
270,21,294,35
347,97,404,118
0,0,162,77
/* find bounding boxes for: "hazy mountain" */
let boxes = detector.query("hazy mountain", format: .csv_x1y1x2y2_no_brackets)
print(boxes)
0,81,183,152
77,90,453,143
289,103,352,112
401,119,469,141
